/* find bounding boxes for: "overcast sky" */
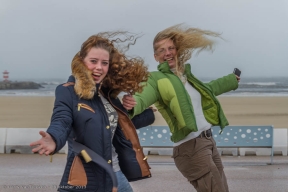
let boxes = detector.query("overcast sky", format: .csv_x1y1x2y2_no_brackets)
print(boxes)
1,0,287,80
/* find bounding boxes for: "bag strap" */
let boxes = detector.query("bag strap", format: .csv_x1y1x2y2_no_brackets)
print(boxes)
72,141,118,192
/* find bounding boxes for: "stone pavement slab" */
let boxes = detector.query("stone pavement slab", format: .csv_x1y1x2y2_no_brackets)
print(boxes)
0,154,288,192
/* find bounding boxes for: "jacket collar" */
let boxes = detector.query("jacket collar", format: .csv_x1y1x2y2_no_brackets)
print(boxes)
157,61,192,75
71,58,96,99
67,75,75,83
66,75,102,99
184,63,192,75
157,61,172,73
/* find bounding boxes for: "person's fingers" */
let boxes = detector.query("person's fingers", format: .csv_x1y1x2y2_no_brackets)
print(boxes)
123,103,133,110
30,132,55,155
39,131,47,138
235,75,240,82
33,144,50,155
39,148,46,155
31,144,42,153
39,148,49,156
128,95,136,102
127,99,136,105
30,140,40,147
42,143,53,153
44,150,51,156
123,94,136,102
30,131,46,148
122,95,137,110
122,96,128,105
38,148,44,155
122,96,129,103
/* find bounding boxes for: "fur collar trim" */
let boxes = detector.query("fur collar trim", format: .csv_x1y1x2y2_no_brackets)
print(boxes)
71,57,96,99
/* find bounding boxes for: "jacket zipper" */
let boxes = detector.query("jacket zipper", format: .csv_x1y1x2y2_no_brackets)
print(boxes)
77,103,95,113
103,90,136,140
188,74,223,132
97,92,111,189
176,74,198,129
105,91,136,128
104,90,151,176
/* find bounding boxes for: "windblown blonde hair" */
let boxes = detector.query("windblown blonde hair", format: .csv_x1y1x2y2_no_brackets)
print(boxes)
153,24,222,75
72,32,149,99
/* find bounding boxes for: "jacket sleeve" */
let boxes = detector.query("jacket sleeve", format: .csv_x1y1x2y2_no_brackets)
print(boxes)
131,75,160,118
46,85,73,153
204,73,239,96
131,108,155,129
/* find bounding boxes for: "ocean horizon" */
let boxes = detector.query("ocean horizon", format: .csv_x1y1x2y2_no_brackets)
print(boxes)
0,77,287,97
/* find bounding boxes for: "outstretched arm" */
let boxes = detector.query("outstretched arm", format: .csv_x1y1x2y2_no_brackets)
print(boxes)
30,131,56,156
205,73,239,96
46,85,74,152
123,75,160,118
30,85,74,155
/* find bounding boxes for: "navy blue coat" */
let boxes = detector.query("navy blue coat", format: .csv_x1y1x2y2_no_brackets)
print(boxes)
47,76,154,192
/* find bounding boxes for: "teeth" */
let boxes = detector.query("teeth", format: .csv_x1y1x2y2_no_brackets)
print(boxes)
166,58,173,61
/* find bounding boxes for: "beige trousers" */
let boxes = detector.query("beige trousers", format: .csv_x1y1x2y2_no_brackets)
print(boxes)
172,137,229,192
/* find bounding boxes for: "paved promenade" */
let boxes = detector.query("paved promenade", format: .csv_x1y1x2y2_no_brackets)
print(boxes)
0,154,288,192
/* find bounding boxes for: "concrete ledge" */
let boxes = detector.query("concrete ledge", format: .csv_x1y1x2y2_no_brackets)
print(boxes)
6,128,47,154
218,148,238,156
5,128,67,154
0,128,7,153
142,148,172,156
2,127,287,156
239,148,269,156
158,148,173,156
239,128,287,156
275,128,287,156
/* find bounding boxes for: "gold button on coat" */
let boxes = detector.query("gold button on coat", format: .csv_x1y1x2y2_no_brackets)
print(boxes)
106,125,110,129
108,160,112,164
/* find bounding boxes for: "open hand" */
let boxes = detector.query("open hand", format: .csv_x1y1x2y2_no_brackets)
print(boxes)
30,131,56,156
122,94,137,110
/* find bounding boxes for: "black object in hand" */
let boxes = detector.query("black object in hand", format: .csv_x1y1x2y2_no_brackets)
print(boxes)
233,68,241,77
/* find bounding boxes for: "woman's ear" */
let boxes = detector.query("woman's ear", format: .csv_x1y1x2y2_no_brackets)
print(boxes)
154,54,159,62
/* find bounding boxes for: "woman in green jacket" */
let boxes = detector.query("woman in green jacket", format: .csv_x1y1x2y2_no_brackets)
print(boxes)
122,24,240,192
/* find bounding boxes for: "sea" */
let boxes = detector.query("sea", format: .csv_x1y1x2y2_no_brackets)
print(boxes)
0,77,287,97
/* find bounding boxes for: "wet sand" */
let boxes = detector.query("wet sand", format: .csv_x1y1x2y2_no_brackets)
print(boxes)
0,96,287,128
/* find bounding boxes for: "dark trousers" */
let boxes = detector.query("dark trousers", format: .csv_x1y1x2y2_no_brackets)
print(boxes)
172,137,229,192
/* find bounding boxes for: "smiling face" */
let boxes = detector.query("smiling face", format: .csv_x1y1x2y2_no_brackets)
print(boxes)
83,47,109,83
154,38,177,69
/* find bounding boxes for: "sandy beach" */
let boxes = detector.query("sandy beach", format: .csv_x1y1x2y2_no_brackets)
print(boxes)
0,96,287,128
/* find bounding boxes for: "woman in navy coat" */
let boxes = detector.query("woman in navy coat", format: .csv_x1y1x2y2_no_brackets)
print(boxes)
30,32,154,192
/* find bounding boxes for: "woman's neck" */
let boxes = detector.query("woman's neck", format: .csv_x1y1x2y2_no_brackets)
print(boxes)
170,67,177,73
170,67,187,84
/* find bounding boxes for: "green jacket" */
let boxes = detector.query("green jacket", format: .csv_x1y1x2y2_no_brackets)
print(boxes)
131,61,239,142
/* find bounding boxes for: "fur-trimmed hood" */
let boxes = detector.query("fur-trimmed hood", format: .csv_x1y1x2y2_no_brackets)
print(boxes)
71,58,97,99
66,75,102,99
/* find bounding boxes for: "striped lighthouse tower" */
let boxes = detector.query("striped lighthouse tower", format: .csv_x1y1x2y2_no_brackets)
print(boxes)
3,70,9,82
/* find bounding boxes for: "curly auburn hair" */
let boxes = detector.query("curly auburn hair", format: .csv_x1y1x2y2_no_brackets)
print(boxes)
71,32,149,99
153,24,222,74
